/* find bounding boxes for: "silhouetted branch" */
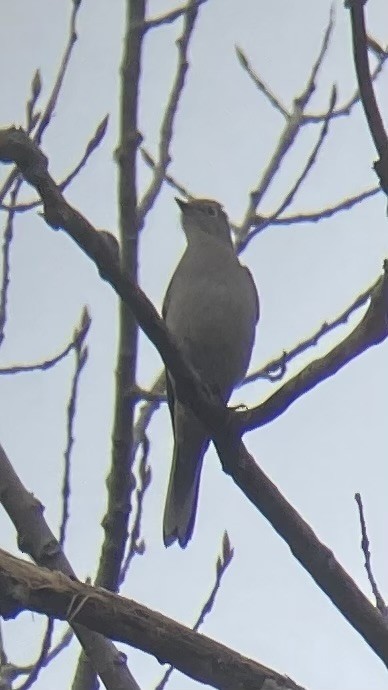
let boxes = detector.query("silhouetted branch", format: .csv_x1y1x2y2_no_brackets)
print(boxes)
17,619,55,690
144,0,209,31
244,274,377,384
0,307,90,375
354,493,387,618
155,531,234,690
0,548,305,690
0,0,82,204
0,444,140,690
235,47,289,119
236,7,335,244
244,264,388,429
119,437,151,582
249,186,379,230
140,147,193,199
347,0,388,193
59,327,89,547
0,116,109,214
244,85,337,245
138,0,203,224
304,34,388,123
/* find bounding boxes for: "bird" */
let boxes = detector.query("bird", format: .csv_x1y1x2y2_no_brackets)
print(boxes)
162,197,259,548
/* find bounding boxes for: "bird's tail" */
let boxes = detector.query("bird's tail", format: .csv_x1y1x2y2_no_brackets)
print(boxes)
163,410,209,548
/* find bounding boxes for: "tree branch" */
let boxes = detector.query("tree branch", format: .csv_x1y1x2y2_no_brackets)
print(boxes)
0,444,140,690
0,548,305,690
346,0,388,192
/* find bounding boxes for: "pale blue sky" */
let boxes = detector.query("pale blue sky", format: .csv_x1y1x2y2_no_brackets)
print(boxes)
0,1,387,689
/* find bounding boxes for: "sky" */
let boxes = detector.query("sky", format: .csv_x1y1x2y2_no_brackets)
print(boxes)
0,1,387,689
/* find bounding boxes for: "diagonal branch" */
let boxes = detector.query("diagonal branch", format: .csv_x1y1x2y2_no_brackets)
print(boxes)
249,186,380,230
243,86,337,246
144,0,209,31
0,547,306,690
244,265,388,429
236,7,335,243
0,444,140,690
244,275,376,384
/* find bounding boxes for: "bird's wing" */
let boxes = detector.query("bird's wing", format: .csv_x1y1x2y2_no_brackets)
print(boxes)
162,272,180,426
243,265,260,323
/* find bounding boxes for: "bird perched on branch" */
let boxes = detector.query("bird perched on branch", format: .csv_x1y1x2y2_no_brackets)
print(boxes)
162,197,259,548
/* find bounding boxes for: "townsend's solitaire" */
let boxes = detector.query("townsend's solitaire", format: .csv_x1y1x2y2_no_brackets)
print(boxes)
163,198,259,547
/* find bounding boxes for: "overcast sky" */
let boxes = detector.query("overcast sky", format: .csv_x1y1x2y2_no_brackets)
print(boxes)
0,1,387,689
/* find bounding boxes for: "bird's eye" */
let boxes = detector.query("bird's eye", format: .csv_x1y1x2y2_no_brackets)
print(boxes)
206,205,218,217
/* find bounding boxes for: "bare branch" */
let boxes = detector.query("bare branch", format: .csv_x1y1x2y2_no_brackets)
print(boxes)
0,0,82,204
244,276,376,384
144,0,209,30
17,618,55,690
138,0,203,224
236,6,335,243
0,444,140,690
354,493,387,617
243,264,388,430
59,332,88,548
92,0,146,598
346,0,388,192
133,371,166,453
249,186,380,229
235,47,289,119
304,43,388,124
0,548,306,690
243,86,337,247
119,438,151,582
140,147,193,199
0,187,18,347
155,531,234,690
0,307,90,376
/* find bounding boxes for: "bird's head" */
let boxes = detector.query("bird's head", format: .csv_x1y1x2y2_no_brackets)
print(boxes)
175,197,232,245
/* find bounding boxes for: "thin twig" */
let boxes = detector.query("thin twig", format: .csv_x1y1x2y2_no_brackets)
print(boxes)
119,438,151,582
250,186,380,229
236,6,335,243
304,45,388,123
0,116,109,214
354,493,387,617
138,0,203,224
244,276,376,385
0,186,18,347
144,0,209,31
243,86,337,246
133,370,166,453
0,308,90,375
140,147,193,199
235,47,289,119
17,619,55,690
0,0,82,204
59,332,89,548
155,532,234,690
347,0,388,192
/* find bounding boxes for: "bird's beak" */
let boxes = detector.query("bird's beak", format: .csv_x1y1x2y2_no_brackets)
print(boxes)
175,197,187,211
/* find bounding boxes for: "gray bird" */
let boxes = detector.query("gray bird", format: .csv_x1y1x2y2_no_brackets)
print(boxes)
162,197,259,548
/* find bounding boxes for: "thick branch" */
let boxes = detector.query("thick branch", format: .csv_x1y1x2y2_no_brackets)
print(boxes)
0,548,304,690
0,444,140,690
